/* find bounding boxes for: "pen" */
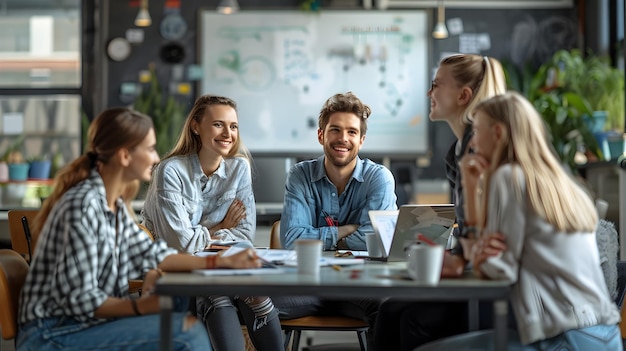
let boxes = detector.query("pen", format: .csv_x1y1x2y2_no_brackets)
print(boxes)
259,256,279,269
321,209,338,227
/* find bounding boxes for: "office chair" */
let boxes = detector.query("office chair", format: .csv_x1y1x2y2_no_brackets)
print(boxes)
7,209,39,264
0,249,30,346
127,224,157,295
270,220,369,351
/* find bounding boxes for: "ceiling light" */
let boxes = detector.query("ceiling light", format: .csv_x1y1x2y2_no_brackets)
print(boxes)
135,0,151,27
217,0,240,14
432,0,449,39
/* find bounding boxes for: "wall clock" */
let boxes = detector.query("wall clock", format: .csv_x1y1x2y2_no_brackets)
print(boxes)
106,37,131,62
160,13,188,41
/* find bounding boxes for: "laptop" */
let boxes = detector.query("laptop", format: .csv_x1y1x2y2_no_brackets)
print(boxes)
369,204,456,262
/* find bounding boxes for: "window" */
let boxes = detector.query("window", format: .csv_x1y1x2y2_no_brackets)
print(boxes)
0,0,81,208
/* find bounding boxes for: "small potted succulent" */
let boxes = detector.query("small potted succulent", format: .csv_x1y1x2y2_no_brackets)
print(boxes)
7,150,29,181
1,136,28,181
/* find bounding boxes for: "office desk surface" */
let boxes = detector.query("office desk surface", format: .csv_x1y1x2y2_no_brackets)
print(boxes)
155,261,511,351
155,261,510,300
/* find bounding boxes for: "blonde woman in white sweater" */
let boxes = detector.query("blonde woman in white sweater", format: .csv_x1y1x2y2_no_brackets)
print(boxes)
419,92,621,350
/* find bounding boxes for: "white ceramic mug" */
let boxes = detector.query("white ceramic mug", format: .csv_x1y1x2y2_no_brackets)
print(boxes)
406,243,444,284
365,232,384,257
295,239,322,275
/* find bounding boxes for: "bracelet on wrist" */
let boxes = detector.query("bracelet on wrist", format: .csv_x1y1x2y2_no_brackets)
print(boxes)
130,297,141,316
205,255,217,269
462,225,478,237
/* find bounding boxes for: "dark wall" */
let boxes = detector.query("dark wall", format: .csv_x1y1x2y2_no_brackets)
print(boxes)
105,0,301,111
422,8,579,178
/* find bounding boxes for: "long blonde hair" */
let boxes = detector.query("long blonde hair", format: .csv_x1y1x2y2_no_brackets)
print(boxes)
163,94,249,161
440,54,507,123
474,92,597,232
33,108,154,234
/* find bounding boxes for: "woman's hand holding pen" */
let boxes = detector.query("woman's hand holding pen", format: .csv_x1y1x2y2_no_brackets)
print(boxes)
216,248,262,269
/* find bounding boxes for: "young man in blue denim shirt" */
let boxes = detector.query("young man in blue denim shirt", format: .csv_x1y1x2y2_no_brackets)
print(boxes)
274,92,397,349
280,92,397,251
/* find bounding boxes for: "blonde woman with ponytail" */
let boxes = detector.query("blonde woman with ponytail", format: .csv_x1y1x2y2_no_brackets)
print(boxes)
417,92,621,350
374,54,507,351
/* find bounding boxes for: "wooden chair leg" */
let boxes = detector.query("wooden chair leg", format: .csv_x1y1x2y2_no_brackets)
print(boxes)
356,330,368,351
283,330,293,351
292,330,302,351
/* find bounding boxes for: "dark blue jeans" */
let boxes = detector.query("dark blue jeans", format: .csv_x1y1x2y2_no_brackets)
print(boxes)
17,297,210,351
415,325,623,351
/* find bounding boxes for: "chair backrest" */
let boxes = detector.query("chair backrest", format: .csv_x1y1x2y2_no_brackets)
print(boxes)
0,249,30,340
269,220,281,249
7,210,40,263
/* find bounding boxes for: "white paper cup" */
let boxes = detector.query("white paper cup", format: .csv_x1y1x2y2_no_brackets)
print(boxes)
406,243,444,284
365,232,383,257
296,239,322,275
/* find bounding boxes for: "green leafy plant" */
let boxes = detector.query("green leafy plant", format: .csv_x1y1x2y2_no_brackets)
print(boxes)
547,50,624,132
532,90,601,171
132,64,188,157
503,55,603,173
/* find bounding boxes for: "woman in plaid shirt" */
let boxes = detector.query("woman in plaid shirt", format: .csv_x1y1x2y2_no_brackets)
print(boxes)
17,108,260,350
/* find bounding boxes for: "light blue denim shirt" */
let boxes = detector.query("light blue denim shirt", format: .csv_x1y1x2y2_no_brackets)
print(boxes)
142,154,255,253
280,155,397,250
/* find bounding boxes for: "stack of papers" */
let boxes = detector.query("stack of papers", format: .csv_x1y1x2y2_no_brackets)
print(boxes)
255,249,365,267
193,267,285,276
192,244,364,276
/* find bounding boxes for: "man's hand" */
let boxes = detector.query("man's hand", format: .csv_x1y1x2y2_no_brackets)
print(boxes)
337,224,359,240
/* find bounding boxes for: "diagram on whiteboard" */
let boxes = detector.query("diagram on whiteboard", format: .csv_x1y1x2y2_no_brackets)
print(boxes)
201,11,429,155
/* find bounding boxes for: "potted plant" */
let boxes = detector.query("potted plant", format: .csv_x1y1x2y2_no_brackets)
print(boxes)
1,136,28,181
549,50,624,131
27,154,52,180
503,56,603,174
132,63,188,157
543,50,625,159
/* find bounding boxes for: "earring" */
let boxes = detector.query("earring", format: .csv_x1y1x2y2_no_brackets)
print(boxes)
193,130,199,135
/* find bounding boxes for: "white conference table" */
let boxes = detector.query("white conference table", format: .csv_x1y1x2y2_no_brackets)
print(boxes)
155,260,511,351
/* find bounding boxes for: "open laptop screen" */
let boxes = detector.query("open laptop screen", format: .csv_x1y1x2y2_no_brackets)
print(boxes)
387,204,455,261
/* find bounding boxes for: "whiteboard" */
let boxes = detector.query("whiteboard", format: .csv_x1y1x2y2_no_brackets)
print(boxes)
200,11,429,155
